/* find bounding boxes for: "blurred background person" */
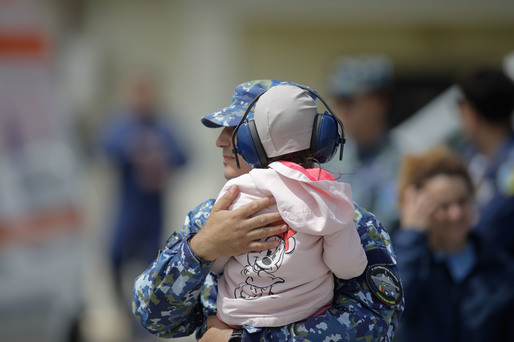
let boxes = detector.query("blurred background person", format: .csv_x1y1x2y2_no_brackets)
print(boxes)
324,54,401,233
99,71,189,313
454,67,514,256
392,146,514,342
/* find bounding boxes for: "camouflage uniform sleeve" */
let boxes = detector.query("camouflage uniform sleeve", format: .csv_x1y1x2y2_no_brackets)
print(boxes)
242,204,405,342
132,199,215,338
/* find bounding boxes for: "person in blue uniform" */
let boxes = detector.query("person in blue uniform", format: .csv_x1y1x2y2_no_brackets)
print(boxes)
101,74,188,296
131,79,404,342
455,67,514,256
325,54,401,233
393,146,514,342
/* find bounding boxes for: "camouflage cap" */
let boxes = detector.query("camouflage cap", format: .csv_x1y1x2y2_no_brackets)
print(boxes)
201,79,300,128
327,54,394,99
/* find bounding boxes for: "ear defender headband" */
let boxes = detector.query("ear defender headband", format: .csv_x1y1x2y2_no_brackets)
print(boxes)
232,85,346,169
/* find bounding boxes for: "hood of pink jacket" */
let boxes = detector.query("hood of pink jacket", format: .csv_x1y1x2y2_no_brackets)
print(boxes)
247,161,355,235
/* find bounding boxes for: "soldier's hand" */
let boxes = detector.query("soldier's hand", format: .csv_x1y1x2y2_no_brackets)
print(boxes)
190,185,287,261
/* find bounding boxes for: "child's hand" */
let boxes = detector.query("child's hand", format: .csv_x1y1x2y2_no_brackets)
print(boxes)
199,316,234,342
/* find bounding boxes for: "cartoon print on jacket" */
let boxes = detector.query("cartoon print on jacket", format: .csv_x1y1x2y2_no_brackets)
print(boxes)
234,226,297,299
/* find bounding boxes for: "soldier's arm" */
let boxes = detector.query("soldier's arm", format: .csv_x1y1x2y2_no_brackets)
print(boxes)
132,200,215,338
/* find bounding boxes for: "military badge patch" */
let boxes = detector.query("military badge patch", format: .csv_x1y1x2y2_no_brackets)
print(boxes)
366,265,402,306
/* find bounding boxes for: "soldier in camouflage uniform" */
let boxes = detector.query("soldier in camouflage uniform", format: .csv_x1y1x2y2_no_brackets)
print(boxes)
132,80,404,341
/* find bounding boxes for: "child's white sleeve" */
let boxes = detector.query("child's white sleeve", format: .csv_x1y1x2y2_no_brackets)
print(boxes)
211,256,230,275
322,221,368,279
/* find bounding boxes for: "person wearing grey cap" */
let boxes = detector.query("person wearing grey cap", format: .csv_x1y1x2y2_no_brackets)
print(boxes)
132,80,404,341
325,54,401,233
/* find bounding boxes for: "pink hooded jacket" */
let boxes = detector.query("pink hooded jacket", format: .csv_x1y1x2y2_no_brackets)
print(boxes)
212,161,368,327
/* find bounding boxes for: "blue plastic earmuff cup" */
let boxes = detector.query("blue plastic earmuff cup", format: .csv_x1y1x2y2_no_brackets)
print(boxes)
236,122,264,168
313,113,340,163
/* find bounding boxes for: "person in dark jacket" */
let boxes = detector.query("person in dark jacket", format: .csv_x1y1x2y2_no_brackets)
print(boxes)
455,67,514,257
392,146,514,342
101,73,188,297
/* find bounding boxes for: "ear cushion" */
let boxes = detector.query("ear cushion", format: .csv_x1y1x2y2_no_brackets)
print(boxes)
311,113,340,163
236,119,268,168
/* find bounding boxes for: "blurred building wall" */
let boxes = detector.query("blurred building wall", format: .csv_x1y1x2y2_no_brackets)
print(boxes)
61,0,514,234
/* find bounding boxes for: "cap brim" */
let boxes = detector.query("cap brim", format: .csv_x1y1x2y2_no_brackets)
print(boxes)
200,106,248,128
200,116,224,128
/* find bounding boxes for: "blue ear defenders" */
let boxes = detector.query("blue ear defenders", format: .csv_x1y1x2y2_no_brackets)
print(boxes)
232,85,346,169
